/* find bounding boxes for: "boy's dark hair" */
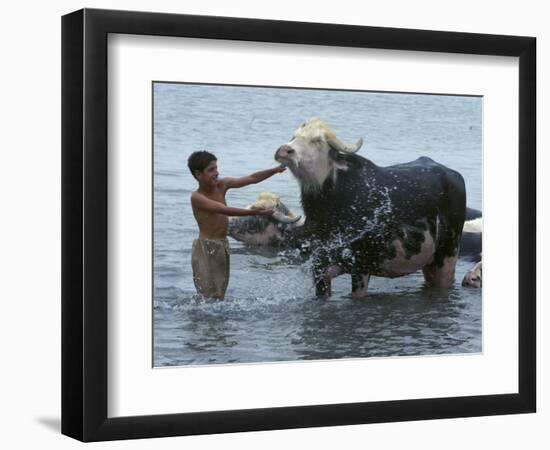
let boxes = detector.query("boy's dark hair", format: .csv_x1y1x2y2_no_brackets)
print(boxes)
187,150,217,179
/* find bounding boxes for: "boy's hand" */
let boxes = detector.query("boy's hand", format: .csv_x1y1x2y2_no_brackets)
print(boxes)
255,208,275,217
274,165,287,173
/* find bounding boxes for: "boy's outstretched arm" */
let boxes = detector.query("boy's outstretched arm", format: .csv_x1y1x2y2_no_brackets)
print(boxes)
223,165,286,190
191,192,273,217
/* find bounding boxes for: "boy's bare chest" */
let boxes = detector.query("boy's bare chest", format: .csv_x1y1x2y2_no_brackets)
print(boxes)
205,189,227,205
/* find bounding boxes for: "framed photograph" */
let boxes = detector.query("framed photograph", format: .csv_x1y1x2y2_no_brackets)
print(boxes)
62,8,536,442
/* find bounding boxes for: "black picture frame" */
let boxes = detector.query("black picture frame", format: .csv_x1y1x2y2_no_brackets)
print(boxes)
61,8,536,442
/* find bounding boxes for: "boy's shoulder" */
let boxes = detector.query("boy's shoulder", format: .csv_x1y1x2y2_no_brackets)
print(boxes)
217,177,232,190
191,186,226,204
190,190,202,206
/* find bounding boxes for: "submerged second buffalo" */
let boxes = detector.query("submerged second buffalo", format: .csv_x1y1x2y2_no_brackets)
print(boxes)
269,118,466,297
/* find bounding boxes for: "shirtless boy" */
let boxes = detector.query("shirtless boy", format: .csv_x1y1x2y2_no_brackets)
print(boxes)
188,150,286,299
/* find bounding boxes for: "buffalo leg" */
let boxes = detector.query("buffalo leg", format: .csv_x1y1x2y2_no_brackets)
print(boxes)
424,219,461,288
314,264,332,296
424,170,465,289
422,256,458,288
315,276,331,297
351,272,370,298
312,254,337,297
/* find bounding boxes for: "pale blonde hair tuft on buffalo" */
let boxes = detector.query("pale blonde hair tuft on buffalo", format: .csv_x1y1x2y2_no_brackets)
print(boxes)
248,192,281,210
293,117,338,142
293,118,363,154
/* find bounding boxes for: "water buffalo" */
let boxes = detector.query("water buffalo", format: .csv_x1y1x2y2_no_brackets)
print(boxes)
228,192,302,245
462,260,482,288
230,192,482,288
274,118,467,297
461,213,482,288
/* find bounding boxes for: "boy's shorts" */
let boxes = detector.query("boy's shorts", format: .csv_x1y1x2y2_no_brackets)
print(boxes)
191,238,230,298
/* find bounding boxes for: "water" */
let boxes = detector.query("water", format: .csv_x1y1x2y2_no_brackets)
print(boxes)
153,82,482,367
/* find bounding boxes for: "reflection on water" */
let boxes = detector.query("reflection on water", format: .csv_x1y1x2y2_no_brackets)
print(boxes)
153,83,482,367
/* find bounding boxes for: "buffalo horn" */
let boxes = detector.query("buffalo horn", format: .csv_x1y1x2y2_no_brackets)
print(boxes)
328,137,363,153
272,211,302,224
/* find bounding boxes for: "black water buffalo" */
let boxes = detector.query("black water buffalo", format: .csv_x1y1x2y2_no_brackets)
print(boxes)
274,118,467,297
230,193,482,288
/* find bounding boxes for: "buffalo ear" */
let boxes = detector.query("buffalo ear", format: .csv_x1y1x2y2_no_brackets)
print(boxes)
328,147,350,171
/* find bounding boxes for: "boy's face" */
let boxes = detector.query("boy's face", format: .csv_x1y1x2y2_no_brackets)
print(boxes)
196,160,219,186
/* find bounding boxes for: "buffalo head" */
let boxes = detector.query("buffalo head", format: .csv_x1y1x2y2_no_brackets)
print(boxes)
275,118,363,191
